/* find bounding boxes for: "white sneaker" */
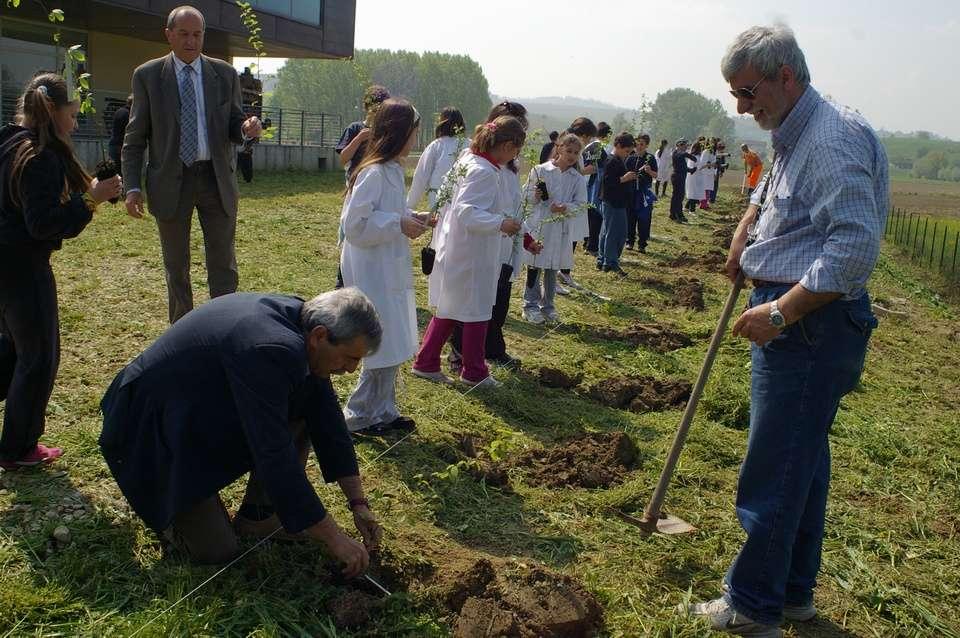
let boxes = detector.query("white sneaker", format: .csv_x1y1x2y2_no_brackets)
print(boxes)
555,283,570,296
522,308,545,324
681,598,782,637
461,375,502,389
721,581,817,623
411,368,454,385
558,272,582,289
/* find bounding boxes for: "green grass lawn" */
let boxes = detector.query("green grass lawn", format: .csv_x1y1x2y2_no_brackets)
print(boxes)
1,171,958,637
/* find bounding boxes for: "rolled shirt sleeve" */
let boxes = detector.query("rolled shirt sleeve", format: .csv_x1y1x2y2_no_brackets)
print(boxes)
800,137,883,295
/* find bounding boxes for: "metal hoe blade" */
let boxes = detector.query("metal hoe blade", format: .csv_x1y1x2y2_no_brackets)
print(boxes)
363,573,392,597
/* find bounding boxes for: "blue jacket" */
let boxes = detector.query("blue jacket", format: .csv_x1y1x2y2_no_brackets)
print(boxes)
99,293,358,533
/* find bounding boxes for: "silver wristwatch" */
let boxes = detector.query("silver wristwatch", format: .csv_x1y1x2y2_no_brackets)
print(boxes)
769,299,786,328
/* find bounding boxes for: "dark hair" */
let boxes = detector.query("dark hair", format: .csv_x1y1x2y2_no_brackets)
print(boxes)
658,139,669,153
568,117,597,138
548,130,559,141
691,141,703,154
362,85,391,124
597,122,612,138
636,133,651,145
554,132,583,151
486,100,528,129
9,72,91,209
435,106,465,138
166,5,205,30
471,116,526,155
347,98,420,192
613,132,636,148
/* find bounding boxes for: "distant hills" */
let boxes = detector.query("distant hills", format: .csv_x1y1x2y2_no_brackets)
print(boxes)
491,94,636,136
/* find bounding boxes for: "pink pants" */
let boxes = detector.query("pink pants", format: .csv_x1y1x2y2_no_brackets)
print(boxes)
414,317,489,382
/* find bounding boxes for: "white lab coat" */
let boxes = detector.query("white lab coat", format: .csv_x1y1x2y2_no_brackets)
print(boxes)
655,148,673,182
700,150,717,195
340,161,419,369
497,167,526,281
686,153,708,201
406,135,468,210
523,161,587,270
428,153,505,322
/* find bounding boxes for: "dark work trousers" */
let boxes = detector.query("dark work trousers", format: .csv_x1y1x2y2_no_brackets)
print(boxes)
155,161,239,324
711,173,720,203
586,206,603,252
670,176,686,219
560,242,576,276
451,264,513,362
108,144,122,167
626,207,638,247
237,150,253,183
164,419,310,565
0,248,60,461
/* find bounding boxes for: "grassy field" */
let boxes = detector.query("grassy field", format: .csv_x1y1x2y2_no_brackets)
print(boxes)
1,171,959,637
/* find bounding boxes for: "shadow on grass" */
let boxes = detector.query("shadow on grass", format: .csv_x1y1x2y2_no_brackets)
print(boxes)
789,618,863,637
237,170,345,201
371,435,583,568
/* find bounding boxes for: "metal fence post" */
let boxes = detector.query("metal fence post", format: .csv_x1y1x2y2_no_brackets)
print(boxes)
277,109,283,145
918,218,929,261
907,214,915,253
300,110,305,146
952,230,959,280
939,224,948,272
930,221,939,267
321,115,325,147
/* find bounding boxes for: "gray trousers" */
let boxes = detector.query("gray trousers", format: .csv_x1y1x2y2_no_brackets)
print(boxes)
343,364,400,432
164,419,309,564
155,161,239,324
524,267,557,315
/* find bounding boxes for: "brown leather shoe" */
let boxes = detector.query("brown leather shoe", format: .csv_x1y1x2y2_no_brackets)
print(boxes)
233,513,309,542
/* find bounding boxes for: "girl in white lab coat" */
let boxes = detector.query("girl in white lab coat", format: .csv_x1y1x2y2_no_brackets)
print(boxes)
340,98,431,433
654,139,672,198
407,107,467,211
685,141,706,213
412,116,527,387
698,144,717,210
522,133,587,324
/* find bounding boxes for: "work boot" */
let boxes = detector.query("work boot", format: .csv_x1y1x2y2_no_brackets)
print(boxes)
681,597,782,637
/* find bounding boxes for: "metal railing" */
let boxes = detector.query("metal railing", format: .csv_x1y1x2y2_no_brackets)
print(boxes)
1,85,342,148
885,207,960,281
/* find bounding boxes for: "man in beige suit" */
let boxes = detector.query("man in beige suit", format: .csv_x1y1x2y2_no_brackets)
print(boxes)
123,6,262,323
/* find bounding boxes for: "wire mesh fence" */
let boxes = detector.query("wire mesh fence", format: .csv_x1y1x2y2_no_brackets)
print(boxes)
884,207,960,281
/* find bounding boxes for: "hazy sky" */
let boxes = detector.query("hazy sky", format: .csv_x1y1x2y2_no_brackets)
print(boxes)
236,0,959,139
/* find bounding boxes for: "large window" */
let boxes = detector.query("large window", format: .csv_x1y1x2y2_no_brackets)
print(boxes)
251,0,322,26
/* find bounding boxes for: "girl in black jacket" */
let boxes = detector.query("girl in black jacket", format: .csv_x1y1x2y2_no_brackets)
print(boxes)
0,73,121,469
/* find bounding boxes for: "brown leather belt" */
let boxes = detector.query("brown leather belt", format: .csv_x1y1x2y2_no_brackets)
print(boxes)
752,279,798,288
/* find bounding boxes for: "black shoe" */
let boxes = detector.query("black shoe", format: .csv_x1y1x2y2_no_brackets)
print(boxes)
638,245,647,253
610,267,628,278
360,416,417,436
679,216,689,224
625,243,634,251
596,262,604,271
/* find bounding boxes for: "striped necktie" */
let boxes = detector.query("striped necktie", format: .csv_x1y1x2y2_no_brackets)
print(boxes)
179,64,198,166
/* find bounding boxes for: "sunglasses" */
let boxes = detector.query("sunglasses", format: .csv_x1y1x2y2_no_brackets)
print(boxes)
729,77,766,100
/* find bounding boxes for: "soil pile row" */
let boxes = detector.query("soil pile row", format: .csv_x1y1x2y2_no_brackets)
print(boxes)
509,432,640,489
674,277,705,311
587,376,691,413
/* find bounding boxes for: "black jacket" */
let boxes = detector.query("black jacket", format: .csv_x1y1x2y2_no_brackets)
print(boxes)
671,150,698,183
99,293,359,533
109,106,130,148
0,124,92,251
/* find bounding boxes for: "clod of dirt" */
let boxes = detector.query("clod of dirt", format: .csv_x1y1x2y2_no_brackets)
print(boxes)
587,376,691,413
537,367,583,389
595,323,693,353
447,561,603,638
327,591,382,629
699,249,728,270
510,432,639,489
674,277,705,311
468,462,512,490
659,251,697,267
638,277,675,294
459,434,479,458
446,558,497,611
713,225,736,249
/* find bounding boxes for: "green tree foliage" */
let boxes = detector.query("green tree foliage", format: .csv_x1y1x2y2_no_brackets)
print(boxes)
912,151,948,179
271,49,492,135
646,88,735,143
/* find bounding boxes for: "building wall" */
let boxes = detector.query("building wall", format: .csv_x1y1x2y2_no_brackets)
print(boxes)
88,31,168,95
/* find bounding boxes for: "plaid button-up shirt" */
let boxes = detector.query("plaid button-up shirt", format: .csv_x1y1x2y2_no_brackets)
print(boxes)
742,85,889,300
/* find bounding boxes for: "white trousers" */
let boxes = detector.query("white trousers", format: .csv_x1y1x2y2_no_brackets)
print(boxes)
343,364,400,432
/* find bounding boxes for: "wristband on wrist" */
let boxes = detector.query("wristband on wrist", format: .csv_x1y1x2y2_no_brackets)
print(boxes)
348,498,369,511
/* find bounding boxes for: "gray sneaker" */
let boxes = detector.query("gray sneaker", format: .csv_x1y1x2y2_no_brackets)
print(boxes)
783,602,817,622
682,598,783,637
411,368,454,385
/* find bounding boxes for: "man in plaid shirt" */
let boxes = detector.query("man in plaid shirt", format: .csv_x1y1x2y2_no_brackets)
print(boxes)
683,25,888,638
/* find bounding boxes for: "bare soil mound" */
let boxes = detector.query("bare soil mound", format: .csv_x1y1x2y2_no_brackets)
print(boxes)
587,376,691,413
509,432,639,489
713,225,736,249
674,277,705,311
699,249,728,270
659,251,697,267
537,367,583,389
565,321,693,353
638,276,675,294
328,591,382,629
444,559,603,638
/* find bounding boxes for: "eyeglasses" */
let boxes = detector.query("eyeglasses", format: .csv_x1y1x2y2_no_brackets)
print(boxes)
729,77,766,100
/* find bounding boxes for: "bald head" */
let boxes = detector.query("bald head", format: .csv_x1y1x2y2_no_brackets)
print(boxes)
165,6,205,63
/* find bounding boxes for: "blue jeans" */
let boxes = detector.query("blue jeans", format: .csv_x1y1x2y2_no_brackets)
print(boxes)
597,204,627,269
724,285,877,625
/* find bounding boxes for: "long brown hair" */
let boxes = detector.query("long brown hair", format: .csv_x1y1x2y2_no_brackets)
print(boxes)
8,73,91,208
347,98,420,192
